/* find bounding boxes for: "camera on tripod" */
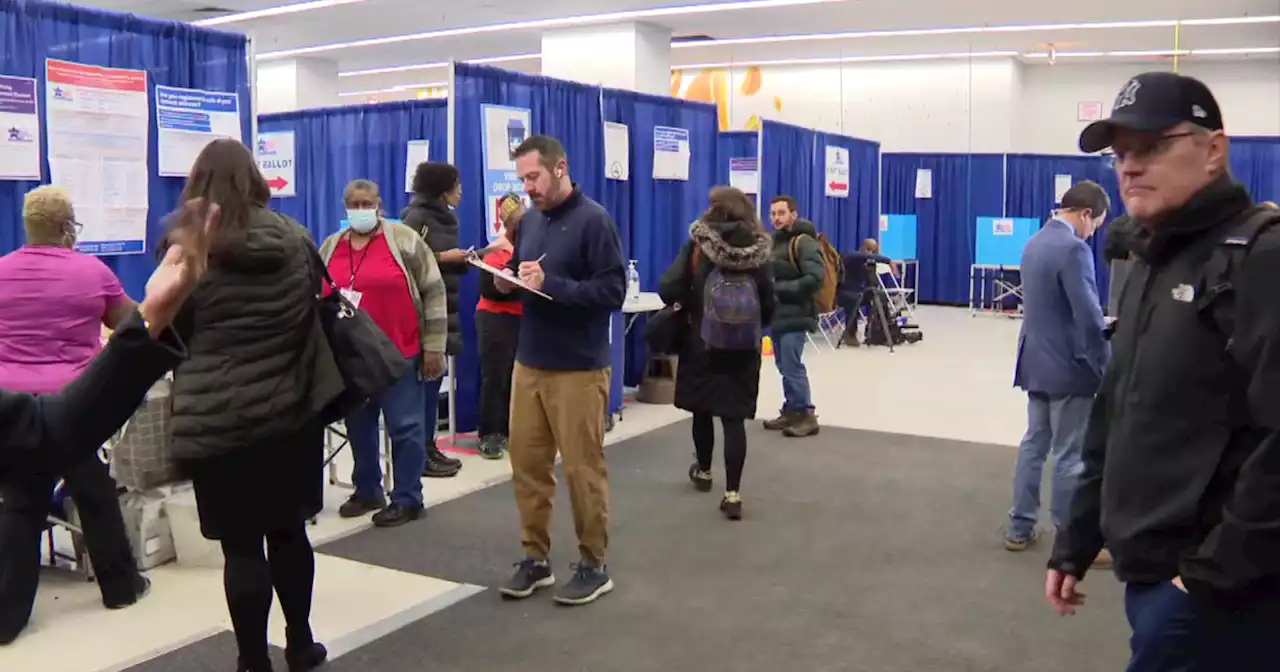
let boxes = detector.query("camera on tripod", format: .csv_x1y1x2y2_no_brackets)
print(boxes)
861,258,923,348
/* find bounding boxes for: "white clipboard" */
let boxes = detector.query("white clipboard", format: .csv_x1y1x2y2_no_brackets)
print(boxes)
468,256,553,301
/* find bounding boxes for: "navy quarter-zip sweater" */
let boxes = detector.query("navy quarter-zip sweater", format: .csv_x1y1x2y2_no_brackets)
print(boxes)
508,187,626,370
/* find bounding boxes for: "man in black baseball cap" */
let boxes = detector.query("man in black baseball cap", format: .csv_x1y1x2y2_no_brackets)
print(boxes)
1045,72,1280,672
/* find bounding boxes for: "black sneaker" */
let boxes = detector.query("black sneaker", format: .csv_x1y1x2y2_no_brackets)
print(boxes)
104,575,150,610
500,558,555,599
338,494,386,519
720,492,743,521
423,447,462,478
284,642,327,672
688,463,712,492
553,563,614,606
372,502,424,528
478,435,505,460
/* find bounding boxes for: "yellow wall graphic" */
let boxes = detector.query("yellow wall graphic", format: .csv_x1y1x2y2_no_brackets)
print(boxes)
672,65,782,132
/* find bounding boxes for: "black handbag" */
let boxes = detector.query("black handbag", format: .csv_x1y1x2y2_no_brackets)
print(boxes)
644,304,687,355
310,247,410,424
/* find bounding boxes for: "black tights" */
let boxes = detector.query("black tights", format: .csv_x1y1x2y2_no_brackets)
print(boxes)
692,414,747,492
220,524,315,669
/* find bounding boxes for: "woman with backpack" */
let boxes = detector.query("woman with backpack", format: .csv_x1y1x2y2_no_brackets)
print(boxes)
658,186,775,520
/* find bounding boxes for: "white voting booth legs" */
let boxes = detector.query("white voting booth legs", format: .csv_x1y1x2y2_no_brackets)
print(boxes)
970,217,1038,318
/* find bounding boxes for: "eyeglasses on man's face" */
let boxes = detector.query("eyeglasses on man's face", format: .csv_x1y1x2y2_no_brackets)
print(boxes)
1103,132,1199,165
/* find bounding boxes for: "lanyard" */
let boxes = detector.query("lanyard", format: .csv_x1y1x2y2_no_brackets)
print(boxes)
345,232,373,289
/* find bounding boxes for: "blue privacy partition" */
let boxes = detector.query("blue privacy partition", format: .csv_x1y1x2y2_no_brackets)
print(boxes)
716,130,759,187
975,217,1038,267
879,214,918,260
759,120,817,220
0,0,252,298
1230,136,1280,205
810,131,880,252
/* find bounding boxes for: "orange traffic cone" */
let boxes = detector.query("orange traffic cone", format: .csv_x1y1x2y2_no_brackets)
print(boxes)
761,336,773,357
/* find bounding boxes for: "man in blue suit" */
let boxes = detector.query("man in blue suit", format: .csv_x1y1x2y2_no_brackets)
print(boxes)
1005,181,1111,552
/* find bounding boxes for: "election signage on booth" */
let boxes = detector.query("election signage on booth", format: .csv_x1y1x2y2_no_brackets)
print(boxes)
255,131,296,197
0,75,41,181
653,125,690,181
155,85,242,178
481,104,531,242
45,59,150,256
405,139,430,193
824,145,850,198
728,157,758,194
603,122,629,181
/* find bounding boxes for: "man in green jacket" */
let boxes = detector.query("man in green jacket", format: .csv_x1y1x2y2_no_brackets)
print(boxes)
763,195,825,438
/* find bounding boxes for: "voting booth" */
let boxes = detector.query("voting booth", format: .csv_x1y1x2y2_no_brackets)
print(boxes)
879,214,919,310
970,216,1038,316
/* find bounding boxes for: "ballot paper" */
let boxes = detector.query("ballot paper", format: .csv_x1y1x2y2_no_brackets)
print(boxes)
467,256,553,301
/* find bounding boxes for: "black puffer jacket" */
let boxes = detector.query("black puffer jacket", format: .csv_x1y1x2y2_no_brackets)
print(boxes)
168,208,338,460
401,195,466,355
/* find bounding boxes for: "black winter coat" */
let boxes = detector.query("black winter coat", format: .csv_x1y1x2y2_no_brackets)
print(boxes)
401,195,467,355
167,208,339,461
658,219,775,420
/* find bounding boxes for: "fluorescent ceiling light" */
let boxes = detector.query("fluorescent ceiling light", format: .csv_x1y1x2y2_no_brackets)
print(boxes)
339,53,539,78
193,0,368,27
1023,46,1279,59
673,51,1018,69
258,0,843,60
673,15,1280,48
339,81,449,97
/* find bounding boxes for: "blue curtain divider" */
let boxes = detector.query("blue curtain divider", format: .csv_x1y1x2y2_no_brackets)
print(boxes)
881,153,1005,305
259,100,448,243
759,120,817,227
810,131,880,253
0,0,251,298
716,130,759,186
1230,136,1280,205
600,89,717,387
451,62,606,432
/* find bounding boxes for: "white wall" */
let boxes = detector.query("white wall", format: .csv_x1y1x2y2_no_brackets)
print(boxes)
674,58,1280,154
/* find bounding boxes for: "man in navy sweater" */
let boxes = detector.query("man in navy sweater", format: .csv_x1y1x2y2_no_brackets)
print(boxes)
495,135,626,606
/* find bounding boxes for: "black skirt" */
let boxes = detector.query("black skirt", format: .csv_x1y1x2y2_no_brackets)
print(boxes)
673,333,763,421
182,420,324,541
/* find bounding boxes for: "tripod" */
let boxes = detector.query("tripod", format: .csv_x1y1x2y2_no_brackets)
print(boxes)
860,285,899,353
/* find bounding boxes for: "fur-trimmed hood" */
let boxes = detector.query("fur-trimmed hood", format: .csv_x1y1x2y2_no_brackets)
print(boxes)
689,218,772,271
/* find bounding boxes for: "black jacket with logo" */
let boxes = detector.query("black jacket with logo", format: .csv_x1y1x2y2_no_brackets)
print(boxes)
1049,177,1280,610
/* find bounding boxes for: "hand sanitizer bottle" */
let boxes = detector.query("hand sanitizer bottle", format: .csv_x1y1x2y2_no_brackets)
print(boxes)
627,260,641,302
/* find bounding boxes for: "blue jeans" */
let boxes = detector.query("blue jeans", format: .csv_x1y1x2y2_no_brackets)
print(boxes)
1124,581,1279,672
1007,392,1091,540
347,355,426,506
422,374,442,447
775,331,813,413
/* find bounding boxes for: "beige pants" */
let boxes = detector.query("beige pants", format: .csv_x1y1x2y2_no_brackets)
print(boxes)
508,363,611,565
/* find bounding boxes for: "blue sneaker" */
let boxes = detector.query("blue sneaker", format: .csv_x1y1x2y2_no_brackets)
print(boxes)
553,562,614,606
500,558,555,599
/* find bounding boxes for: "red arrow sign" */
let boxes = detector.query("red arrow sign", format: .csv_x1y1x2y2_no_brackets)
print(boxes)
266,176,289,191
829,181,848,191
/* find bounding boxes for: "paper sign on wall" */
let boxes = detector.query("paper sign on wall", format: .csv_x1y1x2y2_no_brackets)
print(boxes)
993,218,1015,236
604,122,629,181
405,139,430,193
155,85,242,178
1054,174,1073,203
915,168,933,199
824,145,850,198
1077,102,1104,121
879,214,889,232
728,157,758,194
0,74,41,181
653,125,690,181
255,131,296,197
46,59,151,256
481,104,531,242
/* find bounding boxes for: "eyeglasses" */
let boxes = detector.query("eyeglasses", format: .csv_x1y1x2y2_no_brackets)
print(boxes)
1103,132,1199,164
68,220,83,235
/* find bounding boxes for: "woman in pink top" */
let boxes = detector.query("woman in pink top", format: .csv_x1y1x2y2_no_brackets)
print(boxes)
0,186,148,645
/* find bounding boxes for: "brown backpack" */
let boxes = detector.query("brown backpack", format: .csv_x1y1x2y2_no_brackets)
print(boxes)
788,233,843,314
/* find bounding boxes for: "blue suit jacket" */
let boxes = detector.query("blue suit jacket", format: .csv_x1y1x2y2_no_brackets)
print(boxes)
1013,219,1109,396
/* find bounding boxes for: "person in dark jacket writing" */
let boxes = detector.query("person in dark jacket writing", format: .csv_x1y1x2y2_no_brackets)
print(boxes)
494,135,625,607
1047,72,1280,672
401,161,466,478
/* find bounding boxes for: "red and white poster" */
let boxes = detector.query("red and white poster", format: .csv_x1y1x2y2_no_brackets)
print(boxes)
824,145,850,199
45,58,150,255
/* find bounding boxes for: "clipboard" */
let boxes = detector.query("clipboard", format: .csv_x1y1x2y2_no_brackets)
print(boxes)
467,256,553,301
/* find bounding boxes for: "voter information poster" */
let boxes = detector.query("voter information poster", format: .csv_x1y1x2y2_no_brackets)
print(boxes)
824,145,850,198
481,104,531,243
45,59,150,256
653,125,690,181
155,85,242,178
728,157,758,194
255,131,296,198
0,75,41,181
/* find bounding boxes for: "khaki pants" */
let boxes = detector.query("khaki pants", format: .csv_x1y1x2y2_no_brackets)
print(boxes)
509,363,610,565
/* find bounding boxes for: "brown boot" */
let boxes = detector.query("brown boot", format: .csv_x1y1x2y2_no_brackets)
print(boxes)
762,411,800,431
783,411,820,438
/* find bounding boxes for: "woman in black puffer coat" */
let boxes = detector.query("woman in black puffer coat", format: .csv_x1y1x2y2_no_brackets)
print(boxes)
658,186,774,520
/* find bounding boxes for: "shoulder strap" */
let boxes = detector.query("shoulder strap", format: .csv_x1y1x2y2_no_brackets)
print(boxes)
1200,208,1280,345
787,234,809,268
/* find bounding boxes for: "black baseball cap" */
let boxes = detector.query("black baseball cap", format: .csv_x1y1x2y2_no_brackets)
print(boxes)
1079,72,1224,153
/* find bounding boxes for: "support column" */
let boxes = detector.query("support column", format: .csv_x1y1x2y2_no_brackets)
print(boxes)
541,22,671,96
255,57,340,114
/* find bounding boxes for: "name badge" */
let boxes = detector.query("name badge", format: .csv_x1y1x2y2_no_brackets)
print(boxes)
340,288,363,309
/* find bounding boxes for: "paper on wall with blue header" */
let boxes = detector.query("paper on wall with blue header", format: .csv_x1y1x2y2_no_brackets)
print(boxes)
481,104,531,242
255,131,296,198
729,157,757,194
405,140,430,193
653,125,690,181
155,85,242,178
824,145,850,198
45,59,150,256
0,75,41,181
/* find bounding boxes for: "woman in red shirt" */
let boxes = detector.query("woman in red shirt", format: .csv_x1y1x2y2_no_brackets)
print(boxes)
474,194,525,459
319,179,448,528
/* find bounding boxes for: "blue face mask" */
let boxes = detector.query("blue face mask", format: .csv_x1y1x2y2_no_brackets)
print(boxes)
347,208,378,233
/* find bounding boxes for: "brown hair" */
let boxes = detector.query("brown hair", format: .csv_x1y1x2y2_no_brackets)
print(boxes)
176,138,271,256
512,135,567,171
703,186,761,229
770,194,797,212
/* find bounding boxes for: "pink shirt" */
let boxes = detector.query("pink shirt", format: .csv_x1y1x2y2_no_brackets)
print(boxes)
0,246,128,394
